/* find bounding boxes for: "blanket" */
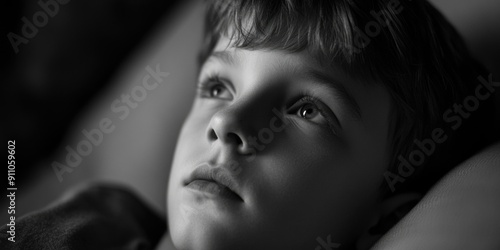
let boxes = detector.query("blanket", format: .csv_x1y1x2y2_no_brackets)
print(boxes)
0,183,166,250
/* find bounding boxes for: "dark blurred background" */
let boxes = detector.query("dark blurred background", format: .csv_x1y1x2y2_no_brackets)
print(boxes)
1,0,499,226
2,0,204,225
2,0,182,186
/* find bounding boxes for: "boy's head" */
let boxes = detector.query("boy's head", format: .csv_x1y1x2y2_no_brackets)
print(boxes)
167,0,491,249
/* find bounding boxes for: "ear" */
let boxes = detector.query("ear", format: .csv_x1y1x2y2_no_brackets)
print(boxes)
355,193,422,250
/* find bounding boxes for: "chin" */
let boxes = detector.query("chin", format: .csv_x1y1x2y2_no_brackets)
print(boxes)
169,221,247,250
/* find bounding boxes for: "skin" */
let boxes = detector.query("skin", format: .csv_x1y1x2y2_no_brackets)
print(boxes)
167,37,393,250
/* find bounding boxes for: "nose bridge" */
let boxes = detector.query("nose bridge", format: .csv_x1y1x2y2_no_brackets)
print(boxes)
210,97,255,137
207,95,274,148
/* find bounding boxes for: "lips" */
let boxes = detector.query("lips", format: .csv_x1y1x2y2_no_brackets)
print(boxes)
184,163,243,202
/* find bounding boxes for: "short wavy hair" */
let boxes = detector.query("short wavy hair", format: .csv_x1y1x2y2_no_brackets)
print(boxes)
200,0,496,195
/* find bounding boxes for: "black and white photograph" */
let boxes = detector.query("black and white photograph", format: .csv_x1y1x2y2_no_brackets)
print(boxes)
2,0,500,249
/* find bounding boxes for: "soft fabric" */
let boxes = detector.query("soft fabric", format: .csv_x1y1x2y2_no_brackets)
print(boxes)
373,141,500,250
0,183,166,250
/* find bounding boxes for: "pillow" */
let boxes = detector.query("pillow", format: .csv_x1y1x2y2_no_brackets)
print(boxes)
373,141,500,250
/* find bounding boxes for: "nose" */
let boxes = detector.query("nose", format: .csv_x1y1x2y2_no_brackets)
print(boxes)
206,104,254,155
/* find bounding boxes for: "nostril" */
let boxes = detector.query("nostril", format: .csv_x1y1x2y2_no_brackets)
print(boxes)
226,133,243,146
208,129,218,142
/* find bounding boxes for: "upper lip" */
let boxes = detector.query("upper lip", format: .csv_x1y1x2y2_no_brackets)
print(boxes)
184,163,243,201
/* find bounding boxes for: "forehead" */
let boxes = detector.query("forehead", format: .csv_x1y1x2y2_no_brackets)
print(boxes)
211,36,322,68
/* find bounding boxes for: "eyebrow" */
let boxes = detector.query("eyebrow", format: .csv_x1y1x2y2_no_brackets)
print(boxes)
207,51,240,66
206,50,362,120
302,68,362,120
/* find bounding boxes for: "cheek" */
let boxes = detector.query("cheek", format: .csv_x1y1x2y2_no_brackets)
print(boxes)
250,124,359,203
168,108,211,190
175,107,213,155
344,122,391,195
168,111,211,183
168,110,212,245
246,131,379,238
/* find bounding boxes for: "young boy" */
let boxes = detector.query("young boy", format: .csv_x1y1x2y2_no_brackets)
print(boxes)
166,0,496,249
2,0,496,249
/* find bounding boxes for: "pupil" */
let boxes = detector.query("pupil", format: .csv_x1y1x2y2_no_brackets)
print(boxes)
301,105,315,118
212,86,220,96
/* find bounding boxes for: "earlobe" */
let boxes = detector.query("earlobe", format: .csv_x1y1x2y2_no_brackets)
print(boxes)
356,193,422,250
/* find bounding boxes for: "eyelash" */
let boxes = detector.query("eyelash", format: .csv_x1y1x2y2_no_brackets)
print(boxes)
288,96,338,128
291,96,324,114
197,74,232,99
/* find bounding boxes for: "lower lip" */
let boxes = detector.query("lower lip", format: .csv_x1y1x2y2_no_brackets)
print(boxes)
186,180,242,201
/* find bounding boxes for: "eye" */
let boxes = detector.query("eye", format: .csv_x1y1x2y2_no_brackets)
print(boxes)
209,84,230,98
288,96,341,132
197,75,233,100
289,96,328,125
297,103,320,120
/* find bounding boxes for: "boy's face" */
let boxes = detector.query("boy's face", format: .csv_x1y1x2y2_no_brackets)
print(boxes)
168,37,393,250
